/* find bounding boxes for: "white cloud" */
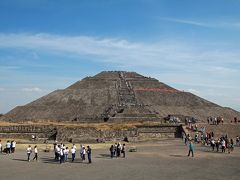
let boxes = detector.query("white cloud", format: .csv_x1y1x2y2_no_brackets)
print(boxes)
160,17,209,27
0,33,240,69
0,33,240,112
22,87,43,92
160,17,240,29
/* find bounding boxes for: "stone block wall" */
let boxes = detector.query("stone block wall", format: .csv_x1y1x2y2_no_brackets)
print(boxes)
0,124,182,142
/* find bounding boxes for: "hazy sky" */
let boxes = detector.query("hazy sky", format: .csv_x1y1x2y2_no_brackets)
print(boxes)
0,0,240,113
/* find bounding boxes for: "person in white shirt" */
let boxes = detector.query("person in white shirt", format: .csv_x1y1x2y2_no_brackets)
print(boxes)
59,148,64,164
6,140,11,154
0,140,2,153
80,144,83,160
33,145,38,161
211,139,215,151
82,146,86,161
26,145,32,162
11,140,16,153
71,147,76,162
56,145,61,161
64,147,69,162
221,139,226,153
54,144,58,160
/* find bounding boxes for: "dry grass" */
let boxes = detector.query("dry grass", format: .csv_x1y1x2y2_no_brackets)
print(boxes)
0,120,164,130
0,121,18,126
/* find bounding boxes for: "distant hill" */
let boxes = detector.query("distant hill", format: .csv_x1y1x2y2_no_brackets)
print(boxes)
1,71,240,123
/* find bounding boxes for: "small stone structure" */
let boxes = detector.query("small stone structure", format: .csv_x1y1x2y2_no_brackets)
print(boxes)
0,125,57,140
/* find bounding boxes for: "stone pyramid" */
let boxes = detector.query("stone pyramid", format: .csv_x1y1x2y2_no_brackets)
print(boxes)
1,71,240,123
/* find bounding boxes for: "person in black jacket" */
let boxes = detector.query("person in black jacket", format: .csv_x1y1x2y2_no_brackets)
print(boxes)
87,146,92,163
110,145,114,158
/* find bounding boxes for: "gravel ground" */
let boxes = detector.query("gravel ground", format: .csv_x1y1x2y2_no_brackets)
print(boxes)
0,139,239,180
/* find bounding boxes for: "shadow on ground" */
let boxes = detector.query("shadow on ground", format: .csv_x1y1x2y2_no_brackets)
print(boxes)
95,153,112,159
169,154,186,157
12,158,28,162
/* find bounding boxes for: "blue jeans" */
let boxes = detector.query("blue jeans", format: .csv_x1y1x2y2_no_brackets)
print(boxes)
60,155,64,164
65,154,68,162
88,154,92,163
27,153,31,161
72,153,75,162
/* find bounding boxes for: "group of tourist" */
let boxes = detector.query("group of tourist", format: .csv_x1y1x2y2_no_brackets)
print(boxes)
26,145,38,161
209,136,234,153
207,116,224,125
0,140,16,154
231,117,239,123
183,128,239,157
53,142,92,164
109,142,126,158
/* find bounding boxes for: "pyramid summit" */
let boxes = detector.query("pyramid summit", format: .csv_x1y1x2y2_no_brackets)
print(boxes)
1,71,240,123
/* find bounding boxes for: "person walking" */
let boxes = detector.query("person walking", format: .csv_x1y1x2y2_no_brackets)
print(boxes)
0,140,2,153
236,136,239,146
82,146,86,161
59,148,64,164
64,147,69,162
216,139,220,152
33,145,38,161
188,141,194,157
117,143,121,157
71,146,76,162
114,143,117,157
6,140,11,154
211,139,215,151
80,145,84,161
26,145,32,162
221,139,226,153
87,145,92,163
110,145,114,158
228,139,234,153
121,144,126,158
11,140,16,153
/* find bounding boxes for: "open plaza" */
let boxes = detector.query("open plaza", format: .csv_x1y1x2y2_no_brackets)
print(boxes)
0,139,239,180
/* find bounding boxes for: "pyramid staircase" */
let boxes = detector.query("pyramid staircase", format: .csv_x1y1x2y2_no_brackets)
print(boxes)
101,72,160,122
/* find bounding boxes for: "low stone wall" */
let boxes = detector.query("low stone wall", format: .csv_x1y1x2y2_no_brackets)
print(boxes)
0,125,57,140
0,124,182,142
56,127,139,143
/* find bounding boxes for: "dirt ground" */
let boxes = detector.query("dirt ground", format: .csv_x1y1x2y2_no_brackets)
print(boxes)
0,139,239,180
